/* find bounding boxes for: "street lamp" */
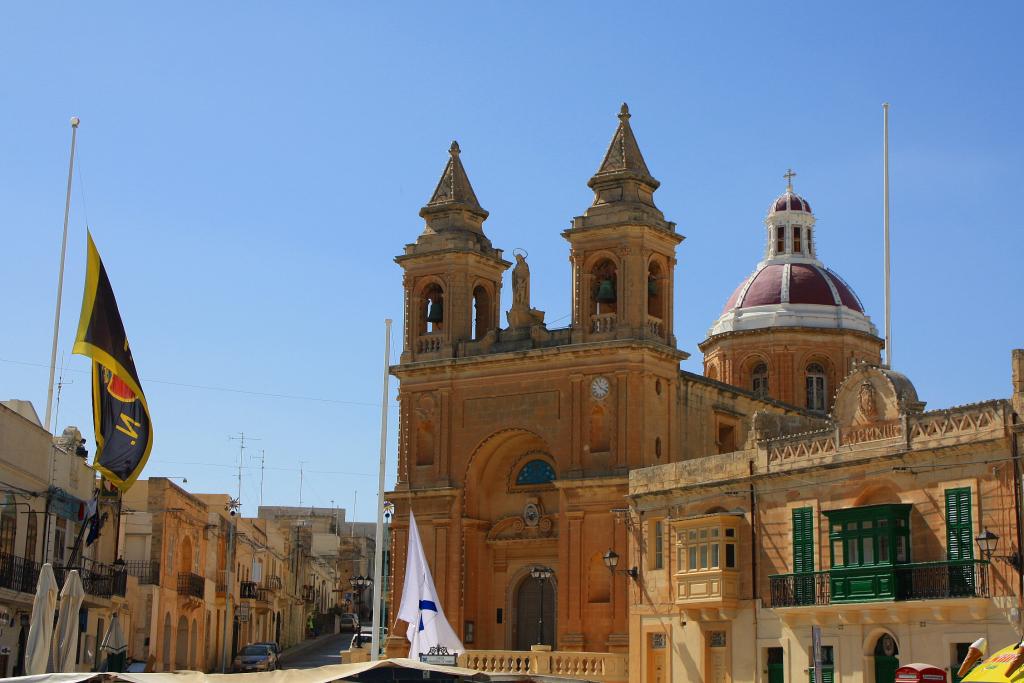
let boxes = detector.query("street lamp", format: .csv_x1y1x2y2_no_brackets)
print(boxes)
976,529,999,560
349,575,373,647
529,566,553,646
975,528,1022,572
602,549,638,579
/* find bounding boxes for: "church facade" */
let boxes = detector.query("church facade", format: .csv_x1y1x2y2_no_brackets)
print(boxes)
385,106,830,656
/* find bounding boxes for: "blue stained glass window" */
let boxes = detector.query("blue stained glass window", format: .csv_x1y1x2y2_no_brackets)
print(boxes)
516,459,555,485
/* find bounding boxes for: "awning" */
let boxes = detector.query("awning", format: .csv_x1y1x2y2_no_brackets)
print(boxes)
116,658,489,682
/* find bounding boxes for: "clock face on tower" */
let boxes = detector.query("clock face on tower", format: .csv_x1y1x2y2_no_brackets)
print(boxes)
591,376,610,400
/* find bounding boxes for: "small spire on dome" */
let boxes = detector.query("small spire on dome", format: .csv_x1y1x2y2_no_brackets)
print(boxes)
618,102,630,121
784,168,797,192
449,140,461,157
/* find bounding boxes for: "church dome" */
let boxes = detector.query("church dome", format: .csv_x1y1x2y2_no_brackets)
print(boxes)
770,189,812,214
708,176,877,339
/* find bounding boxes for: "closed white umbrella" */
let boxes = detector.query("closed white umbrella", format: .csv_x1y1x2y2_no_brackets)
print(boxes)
52,569,85,672
100,612,127,672
25,562,58,674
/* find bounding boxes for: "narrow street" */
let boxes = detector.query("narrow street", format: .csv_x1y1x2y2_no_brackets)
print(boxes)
279,632,352,670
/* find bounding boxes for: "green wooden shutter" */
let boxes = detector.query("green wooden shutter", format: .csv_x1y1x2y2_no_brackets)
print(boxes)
793,506,815,605
945,488,974,561
946,487,975,595
793,507,815,572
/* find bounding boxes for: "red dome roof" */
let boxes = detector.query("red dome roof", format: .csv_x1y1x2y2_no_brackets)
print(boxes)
771,190,812,214
721,263,865,314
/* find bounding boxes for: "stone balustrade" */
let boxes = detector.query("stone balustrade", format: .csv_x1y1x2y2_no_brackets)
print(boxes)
646,314,664,337
459,647,627,682
590,313,617,333
417,334,443,353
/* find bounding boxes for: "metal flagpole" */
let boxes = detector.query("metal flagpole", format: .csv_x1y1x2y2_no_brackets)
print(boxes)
883,102,892,368
370,319,392,661
45,116,80,432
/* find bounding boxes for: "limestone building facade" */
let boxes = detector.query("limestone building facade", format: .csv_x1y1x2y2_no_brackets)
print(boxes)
386,106,812,657
629,352,1024,683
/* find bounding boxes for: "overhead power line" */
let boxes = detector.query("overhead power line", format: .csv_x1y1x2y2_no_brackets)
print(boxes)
0,356,396,408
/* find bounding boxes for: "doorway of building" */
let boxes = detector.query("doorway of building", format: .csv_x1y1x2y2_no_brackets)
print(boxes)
704,629,729,683
514,573,555,650
767,647,784,683
874,634,900,683
647,633,667,683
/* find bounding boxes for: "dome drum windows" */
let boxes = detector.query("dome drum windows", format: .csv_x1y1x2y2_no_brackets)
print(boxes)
751,362,769,399
806,362,828,413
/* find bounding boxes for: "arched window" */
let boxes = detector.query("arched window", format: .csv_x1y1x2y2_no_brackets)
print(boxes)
647,261,664,320
752,363,769,398
516,459,556,486
420,283,444,335
590,259,618,318
806,363,827,412
0,495,17,556
472,285,491,340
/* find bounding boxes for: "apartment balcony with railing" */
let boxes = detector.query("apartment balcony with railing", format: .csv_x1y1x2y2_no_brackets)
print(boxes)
53,557,127,599
240,580,259,600
0,551,41,594
177,572,205,599
120,559,160,585
770,559,990,607
768,504,993,622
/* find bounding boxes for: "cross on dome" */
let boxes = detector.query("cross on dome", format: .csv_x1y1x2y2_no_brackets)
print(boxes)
784,168,796,191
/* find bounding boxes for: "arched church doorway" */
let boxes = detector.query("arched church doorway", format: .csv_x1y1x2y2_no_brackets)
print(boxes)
873,633,899,683
514,572,555,651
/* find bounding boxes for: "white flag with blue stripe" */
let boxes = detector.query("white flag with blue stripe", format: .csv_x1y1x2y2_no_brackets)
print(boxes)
397,511,465,657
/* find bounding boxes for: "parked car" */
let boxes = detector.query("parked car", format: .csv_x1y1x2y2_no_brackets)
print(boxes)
233,644,278,672
254,641,280,655
340,613,360,632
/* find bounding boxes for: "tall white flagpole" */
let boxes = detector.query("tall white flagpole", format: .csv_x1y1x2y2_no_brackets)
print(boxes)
370,318,392,660
45,116,81,433
883,103,892,368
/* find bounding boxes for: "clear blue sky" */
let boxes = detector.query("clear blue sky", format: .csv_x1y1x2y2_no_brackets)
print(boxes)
2,3,1021,521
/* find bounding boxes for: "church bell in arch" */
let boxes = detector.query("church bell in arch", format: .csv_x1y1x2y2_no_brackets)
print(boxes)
596,279,617,303
426,298,444,324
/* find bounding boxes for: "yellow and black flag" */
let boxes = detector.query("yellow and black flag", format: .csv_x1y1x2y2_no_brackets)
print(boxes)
73,232,153,492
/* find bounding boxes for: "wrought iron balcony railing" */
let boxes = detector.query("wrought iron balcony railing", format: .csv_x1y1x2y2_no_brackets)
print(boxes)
177,572,205,599
769,559,990,607
120,560,160,585
0,551,40,594
240,580,259,600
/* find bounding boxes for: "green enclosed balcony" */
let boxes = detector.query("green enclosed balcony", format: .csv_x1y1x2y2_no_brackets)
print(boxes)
770,503,990,607
769,559,990,607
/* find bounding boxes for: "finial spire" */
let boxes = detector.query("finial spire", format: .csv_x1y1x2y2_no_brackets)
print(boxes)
593,103,652,180
420,140,488,232
784,168,797,191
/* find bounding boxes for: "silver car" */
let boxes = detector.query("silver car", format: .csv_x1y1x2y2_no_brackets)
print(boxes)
233,644,278,672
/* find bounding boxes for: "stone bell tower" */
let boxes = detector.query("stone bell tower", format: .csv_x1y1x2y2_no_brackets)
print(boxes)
396,142,511,363
563,104,683,347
